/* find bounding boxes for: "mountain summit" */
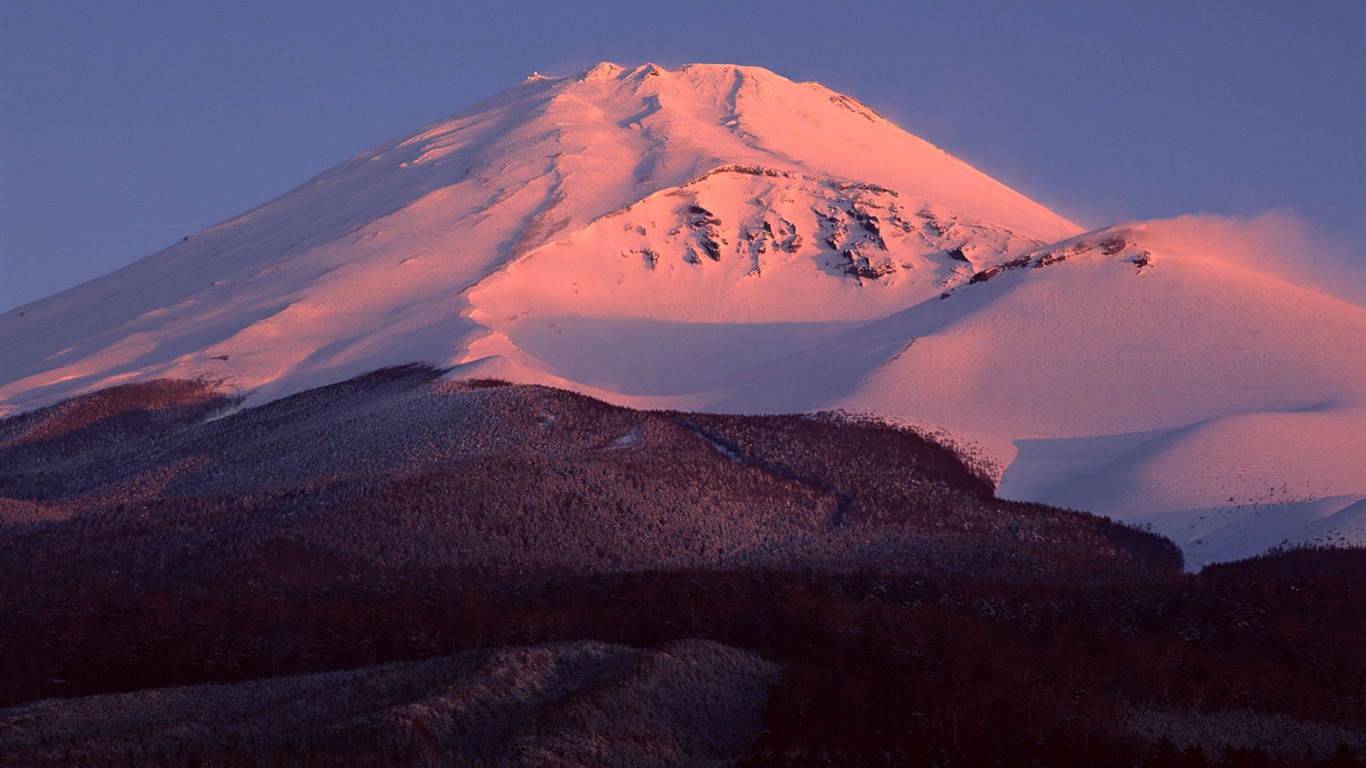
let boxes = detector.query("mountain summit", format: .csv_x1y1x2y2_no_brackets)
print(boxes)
2,62,1363,564
0,62,1077,410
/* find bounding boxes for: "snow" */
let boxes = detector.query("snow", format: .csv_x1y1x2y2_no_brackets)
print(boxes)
809,222,1366,565
2,62,1362,564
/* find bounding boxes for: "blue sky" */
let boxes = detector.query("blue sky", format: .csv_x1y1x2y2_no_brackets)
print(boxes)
2,1,1362,310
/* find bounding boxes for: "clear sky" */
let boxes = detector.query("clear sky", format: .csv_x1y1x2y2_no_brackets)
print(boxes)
2,1,1362,311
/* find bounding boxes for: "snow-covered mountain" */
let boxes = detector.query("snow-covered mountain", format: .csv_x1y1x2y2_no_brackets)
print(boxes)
704,219,1366,567
2,62,1362,565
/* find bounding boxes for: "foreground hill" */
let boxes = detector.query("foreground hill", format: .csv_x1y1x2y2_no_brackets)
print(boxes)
1,639,778,768
0,368,1177,588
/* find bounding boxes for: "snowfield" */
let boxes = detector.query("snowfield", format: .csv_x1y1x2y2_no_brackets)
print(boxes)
2,62,1362,564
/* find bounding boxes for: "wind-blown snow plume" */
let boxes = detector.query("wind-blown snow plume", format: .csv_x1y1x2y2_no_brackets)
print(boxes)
1143,211,1366,307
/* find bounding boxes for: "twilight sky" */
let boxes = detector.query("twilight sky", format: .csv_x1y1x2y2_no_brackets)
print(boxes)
1,1,1362,311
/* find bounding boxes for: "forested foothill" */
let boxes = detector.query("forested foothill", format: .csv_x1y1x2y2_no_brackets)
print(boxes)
1,368,1361,767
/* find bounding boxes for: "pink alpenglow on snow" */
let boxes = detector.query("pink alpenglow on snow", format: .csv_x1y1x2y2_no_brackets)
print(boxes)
2,63,1363,565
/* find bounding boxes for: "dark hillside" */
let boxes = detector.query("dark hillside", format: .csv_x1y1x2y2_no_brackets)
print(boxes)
0,369,1180,590
0,378,233,447
0,639,779,768
2,370,1360,766
3,569,1362,766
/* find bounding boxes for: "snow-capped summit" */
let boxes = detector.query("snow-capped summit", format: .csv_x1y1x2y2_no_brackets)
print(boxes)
0,62,1078,411
2,63,1363,564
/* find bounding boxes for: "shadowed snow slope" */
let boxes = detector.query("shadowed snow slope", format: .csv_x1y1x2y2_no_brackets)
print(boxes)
2,63,1361,563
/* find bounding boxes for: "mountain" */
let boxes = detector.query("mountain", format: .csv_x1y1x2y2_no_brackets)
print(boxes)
2,62,1363,565
0,62,1074,412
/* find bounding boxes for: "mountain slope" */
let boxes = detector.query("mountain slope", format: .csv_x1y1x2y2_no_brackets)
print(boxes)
690,220,1366,566
0,62,1075,413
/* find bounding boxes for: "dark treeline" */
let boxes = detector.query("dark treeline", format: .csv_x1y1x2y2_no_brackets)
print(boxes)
4,556,1365,765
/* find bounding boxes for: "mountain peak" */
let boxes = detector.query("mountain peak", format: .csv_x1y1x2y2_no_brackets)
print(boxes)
571,61,782,83
578,61,627,80
558,61,884,126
